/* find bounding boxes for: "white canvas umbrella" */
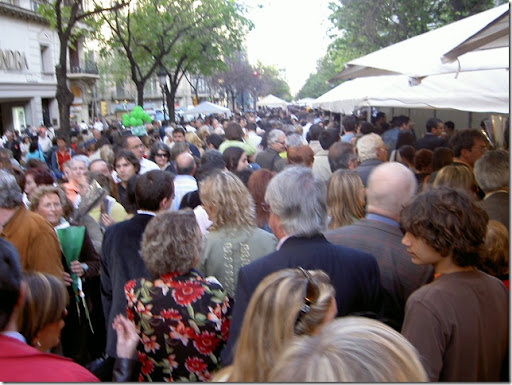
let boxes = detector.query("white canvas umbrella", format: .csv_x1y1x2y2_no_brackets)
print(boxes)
183,101,231,116
256,94,289,109
332,4,509,81
313,69,509,114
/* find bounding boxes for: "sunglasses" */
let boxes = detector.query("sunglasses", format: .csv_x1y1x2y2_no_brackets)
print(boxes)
295,267,320,333
155,153,169,158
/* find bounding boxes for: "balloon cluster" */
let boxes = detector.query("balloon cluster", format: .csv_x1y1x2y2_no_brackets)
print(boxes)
121,106,152,127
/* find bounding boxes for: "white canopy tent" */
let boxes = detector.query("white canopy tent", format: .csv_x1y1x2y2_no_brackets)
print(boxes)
312,69,509,114
183,101,232,116
332,4,509,81
256,94,289,109
290,97,316,107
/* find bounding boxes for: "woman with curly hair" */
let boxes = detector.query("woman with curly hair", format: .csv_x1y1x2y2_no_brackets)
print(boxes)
327,170,365,229
198,171,277,296
213,268,337,382
125,210,232,382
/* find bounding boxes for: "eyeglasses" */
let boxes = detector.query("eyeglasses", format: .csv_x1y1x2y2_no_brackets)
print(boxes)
294,267,320,332
155,153,169,158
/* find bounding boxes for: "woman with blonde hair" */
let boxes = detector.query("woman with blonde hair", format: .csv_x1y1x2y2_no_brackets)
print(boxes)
432,163,477,196
269,316,428,382
185,131,205,157
327,169,365,229
214,268,337,382
198,171,277,296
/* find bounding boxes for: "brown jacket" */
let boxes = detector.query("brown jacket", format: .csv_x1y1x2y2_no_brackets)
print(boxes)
1,205,62,278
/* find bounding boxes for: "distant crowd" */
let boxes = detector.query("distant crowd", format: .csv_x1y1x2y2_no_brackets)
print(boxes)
0,106,509,382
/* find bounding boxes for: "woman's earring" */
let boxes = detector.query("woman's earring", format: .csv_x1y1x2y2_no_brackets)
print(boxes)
34,340,42,348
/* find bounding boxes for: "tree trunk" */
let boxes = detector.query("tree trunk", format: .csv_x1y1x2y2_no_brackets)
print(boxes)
55,37,74,143
166,85,177,124
135,81,144,107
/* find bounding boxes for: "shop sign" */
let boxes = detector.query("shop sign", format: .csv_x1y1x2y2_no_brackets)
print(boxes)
0,49,29,71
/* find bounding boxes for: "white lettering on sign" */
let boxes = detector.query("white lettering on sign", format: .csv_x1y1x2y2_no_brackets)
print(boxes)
0,49,29,71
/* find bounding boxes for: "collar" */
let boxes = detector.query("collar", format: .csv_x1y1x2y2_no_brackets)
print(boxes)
276,235,292,250
366,213,400,228
136,210,157,216
0,331,26,344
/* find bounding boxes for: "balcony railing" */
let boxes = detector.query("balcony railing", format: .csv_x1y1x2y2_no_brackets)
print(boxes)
69,60,98,75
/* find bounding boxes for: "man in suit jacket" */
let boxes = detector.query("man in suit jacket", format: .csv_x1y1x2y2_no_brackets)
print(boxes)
101,170,174,358
0,238,99,382
325,162,433,330
474,150,510,230
221,166,383,365
414,118,449,151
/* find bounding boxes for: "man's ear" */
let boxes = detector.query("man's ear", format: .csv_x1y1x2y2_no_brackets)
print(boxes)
159,194,174,211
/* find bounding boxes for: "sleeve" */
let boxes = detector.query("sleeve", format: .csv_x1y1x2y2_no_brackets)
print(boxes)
401,296,446,381
50,152,63,179
100,231,113,327
79,229,100,279
220,267,251,366
30,224,64,279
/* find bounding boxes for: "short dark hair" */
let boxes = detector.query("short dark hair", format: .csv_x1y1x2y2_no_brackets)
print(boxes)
173,127,186,136
328,142,357,172
307,124,323,141
225,122,244,141
396,115,410,127
115,149,140,174
0,238,22,330
449,129,486,157
120,134,137,150
223,146,245,173
135,170,174,211
400,187,488,267
205,134,224,149
342,115,357,133
319,128,340,150
444,121,455,131
425,118,442,133
359,122,375,135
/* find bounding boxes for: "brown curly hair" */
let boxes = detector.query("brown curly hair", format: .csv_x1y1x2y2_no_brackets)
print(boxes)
400,186,488,267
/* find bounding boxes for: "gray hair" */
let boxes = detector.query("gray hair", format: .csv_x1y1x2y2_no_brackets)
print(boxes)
70,154,90,168
366,162,417,219
474,150,509,193
285,133,305,148
265,166,327,236
0,169,22,208
267,129,285,145
357,133,384,162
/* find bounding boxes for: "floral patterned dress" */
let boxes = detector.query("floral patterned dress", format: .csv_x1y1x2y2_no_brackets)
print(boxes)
125,270,232,382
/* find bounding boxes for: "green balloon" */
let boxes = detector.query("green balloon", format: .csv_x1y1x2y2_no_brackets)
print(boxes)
135,118,143,126
129,117,137,126
143,114,152,123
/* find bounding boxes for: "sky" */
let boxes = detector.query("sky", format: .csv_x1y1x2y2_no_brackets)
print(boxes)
242,0,333,97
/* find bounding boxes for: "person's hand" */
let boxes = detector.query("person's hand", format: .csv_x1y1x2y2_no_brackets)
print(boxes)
69,260,84,277
62,271,73,287
113,314,139,359
101,213,115,228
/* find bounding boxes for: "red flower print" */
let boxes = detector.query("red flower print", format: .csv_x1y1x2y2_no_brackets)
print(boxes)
169,321,195,345
185,356,207,374
141,334,160,353
124,279,136,292
161,272,179,283
126,307,134,321
125,289,136,307
207,304,222,330
193,330,220,355
197,371,212,382
221,318,230,341
160,308,182,320
171,281,205,306
167,354,178,370
137,352,155,375
136,301,153,317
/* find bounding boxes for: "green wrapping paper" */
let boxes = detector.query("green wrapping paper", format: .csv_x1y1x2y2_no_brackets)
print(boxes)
56,226,85,297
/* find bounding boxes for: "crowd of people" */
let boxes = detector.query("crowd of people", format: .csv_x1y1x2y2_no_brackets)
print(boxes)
0,106,509,382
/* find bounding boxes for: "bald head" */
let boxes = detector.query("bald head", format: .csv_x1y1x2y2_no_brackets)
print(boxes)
366,162,417,220
176,152,196,176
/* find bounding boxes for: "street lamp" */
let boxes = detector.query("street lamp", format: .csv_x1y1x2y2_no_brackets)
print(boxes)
158,65,167,121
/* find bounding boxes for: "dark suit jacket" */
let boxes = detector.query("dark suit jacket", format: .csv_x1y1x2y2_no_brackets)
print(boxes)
100,214,154,357
220,234,382,364
357,159,383,187
478,191,509,231
255,147,286,172
414,133,449,151
325,218,433,330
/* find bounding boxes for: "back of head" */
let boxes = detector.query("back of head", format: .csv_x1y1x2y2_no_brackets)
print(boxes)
199,149,226,172
18,272,67,347
432,147,454,171
224,122,244,141
474,150,509,193
0,169,22,209
307,124,323,141
285,133,304,148
319,128,340,150
205,134,224,149
265,166,327,236
359,121,375,135
342,115,357,133
176,152,196,175
413,148,433,173
287,145,314,167
0,239,22,331
480,220,509,278
400,186,488,267
199,170,255,230
231,268,335,382
433,164,476,193
356,133,383,162
327,170,365,229
268,317,428,382
135,170,174,211
366,162,417,219
328,141,357,172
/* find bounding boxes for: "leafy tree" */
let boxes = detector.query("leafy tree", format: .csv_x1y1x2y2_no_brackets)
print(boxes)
37,0,129,140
